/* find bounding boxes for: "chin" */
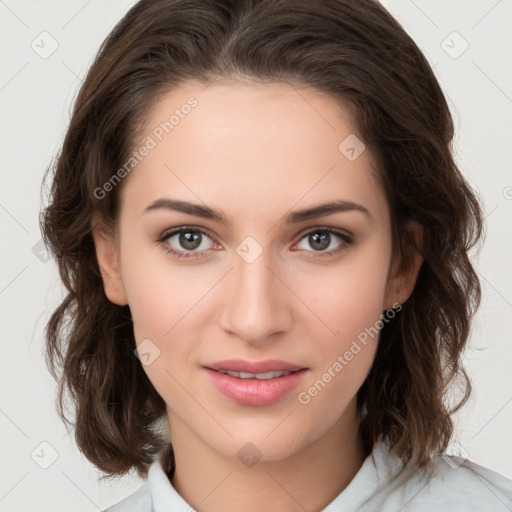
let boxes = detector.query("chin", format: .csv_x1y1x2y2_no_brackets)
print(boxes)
207,423,311,464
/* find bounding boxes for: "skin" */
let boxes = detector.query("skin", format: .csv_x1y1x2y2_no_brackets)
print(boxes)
93,79,423,512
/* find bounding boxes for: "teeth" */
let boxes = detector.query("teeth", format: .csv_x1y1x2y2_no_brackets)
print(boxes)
217,369,292,380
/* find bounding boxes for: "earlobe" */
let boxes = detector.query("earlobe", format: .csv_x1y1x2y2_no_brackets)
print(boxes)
91,213,128,306
384,221,424,309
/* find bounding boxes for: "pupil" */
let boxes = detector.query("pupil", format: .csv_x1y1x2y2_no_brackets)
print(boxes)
180,231,201,250
310,232,329,251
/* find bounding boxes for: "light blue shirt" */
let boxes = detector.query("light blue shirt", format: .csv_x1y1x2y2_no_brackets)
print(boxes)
103,441,512,511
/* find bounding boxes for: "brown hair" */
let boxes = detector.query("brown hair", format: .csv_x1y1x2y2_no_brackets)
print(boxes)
40,0,484,478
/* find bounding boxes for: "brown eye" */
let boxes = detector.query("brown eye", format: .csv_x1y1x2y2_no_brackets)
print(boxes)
295,228,354,258
158,227,216,259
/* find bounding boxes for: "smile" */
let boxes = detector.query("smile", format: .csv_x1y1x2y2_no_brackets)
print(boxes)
203,367,308,406
215,369,294,380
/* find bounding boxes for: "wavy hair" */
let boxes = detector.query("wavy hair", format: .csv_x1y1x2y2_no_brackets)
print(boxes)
40,0,484,478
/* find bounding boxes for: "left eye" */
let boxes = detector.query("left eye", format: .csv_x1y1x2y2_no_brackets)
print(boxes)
295,228,353,257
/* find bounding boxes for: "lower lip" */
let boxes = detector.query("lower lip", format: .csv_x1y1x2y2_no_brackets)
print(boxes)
203,368,308,406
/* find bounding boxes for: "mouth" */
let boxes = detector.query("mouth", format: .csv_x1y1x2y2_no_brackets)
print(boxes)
213,369,298,380
203,358,307,374
202,360,308,406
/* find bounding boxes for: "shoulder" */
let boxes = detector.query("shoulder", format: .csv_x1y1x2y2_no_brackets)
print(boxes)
101,483,152,512
371,444,512,512
412,454,512,511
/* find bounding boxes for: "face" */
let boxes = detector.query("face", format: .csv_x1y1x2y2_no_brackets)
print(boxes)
94,79,420,463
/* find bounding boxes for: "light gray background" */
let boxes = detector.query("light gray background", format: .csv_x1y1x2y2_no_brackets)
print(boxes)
1,0,511,510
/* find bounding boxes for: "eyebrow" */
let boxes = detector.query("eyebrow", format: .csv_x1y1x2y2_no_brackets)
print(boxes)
143,198,371,225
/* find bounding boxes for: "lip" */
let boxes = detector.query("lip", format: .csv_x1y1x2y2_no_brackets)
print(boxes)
203,359,306,373
203,367,308,406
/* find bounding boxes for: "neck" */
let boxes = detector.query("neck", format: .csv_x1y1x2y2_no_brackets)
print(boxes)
167,400,367,512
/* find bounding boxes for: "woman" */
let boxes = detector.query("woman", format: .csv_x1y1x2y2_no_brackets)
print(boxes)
40,0,512,510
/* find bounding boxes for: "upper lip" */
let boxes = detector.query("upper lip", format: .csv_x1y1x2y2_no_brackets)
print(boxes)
203,359,307,373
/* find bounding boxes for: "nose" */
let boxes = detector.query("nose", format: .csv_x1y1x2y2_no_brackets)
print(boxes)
218,250,294,345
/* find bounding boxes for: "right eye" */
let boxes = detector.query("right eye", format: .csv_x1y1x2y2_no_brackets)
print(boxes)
158,226,219,259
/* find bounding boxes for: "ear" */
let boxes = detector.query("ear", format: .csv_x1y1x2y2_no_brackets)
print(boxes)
384,220,423,309
91,213,128,306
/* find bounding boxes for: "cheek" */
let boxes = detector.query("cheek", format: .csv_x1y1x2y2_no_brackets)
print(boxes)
301,239,391,345
120,242,208,342
296,271,386,424
122,259,198,409
119,244,210,399
293,237,391,410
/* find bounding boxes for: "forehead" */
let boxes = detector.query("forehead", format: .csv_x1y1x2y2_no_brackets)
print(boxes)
120,79,387,226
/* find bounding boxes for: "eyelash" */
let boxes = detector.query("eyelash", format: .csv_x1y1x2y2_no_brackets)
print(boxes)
156,226,354,260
